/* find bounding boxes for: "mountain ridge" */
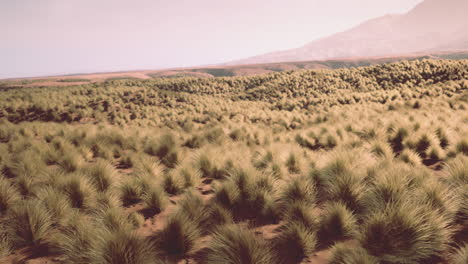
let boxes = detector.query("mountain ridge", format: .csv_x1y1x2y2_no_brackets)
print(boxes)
230,0,468,65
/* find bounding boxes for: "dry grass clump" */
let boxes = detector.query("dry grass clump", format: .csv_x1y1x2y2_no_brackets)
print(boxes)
329,243,378,264
152,212,201,260
278,176,316,213
398,149,422,166
82,159,118,192
91,229,160,264
145,134,179,168
143,186,168,215
35,186,72,223
360,200,452,263
205,224,273,264
0,176,20,213
369,140,393,159
213,166,278,222
94,207,134,232
361,165,412,214
119,178,144,206
57,174,97,210
451,244,468,264
317,202,358,247
0,233,11,258
273,221,317,264
445,155,468,186
53,213,100,263
0,60,467,262
4,199,53,248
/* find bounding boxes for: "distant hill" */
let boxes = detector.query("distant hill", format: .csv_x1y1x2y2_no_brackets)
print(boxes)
2,51,468,88
231,0,468,65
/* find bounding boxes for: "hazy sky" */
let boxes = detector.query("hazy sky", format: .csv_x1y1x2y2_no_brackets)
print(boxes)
1,0,423,79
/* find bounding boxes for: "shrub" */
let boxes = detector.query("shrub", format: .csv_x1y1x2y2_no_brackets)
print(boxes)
317,202,358,247
205,224,273,264
329,243,378,264
360,201,452,264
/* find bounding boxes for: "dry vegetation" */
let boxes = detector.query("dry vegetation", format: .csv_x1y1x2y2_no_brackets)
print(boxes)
0,59,467,263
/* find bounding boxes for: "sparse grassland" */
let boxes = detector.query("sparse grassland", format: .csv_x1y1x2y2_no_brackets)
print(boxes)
0,59,467,263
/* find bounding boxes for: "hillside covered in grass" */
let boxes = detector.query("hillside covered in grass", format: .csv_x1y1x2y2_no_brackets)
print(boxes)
0,59,468,264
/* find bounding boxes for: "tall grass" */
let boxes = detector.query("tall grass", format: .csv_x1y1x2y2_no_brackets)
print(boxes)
205,224,273,264
360,201,452,263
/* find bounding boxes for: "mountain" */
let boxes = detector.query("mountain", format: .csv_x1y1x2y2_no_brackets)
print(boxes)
231,0,468,65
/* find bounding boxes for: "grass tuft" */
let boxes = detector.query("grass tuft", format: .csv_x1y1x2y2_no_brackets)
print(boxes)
329,243,378,264
205,224,273,264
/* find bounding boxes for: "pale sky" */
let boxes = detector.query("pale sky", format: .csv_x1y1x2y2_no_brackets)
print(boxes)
0,0,423,79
